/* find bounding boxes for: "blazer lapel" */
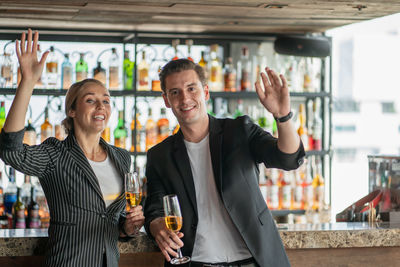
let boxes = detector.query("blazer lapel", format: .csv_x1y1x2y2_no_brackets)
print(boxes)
172,130,198,215
208,115,223,193
64,134,105,202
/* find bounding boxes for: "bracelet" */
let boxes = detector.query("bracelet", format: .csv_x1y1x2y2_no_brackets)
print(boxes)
274,111,293,123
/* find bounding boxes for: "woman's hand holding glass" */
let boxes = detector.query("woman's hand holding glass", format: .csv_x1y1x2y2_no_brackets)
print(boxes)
123,172,145,236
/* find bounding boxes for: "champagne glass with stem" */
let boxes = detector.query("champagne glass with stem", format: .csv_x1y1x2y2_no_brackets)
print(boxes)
163,194,190,265
125,171,142,212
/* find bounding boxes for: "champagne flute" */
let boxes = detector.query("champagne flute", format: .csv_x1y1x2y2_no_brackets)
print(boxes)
125,171,142,212
163,194,190,265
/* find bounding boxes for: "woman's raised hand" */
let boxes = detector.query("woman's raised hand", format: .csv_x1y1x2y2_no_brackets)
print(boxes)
15,29,49,85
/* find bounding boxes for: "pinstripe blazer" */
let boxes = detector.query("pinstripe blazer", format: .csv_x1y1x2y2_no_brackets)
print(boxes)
0,129,131,267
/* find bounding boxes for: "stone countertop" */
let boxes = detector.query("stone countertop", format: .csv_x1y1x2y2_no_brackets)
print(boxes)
1,222,400,256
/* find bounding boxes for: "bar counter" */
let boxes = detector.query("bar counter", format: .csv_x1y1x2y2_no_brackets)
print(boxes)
1,223,399,266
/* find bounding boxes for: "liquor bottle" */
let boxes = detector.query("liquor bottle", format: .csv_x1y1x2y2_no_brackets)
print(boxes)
109,48,119,89
4,168,17,228
233,100,244,118
0,101,6,133
114,111,127,149
0,171,4,216
286,56,300,92
145,107,157,151
269,169,279,210
223,57,236,92
61,53,73,89
76,53,88,82
46,46,58,88
297,104,308,151
172,39,180,60
281,172,292,210
253,43,266,85
0,53,13,87
137,51,149,91
311,98,322,151
157,108,170,143
123,50,134,90
198,51,208,80
209,44,223,91
302,58,315,92
151,66,162,91
41,107,53,143
35,45,44,88
312,157,325,211
130,112,142,152
21,175,31,209
186,39,194,62
93,61,106,85
238,46,251,91
54,105,66,141
101,127,110,142
12,188,26,229
27,187,40,229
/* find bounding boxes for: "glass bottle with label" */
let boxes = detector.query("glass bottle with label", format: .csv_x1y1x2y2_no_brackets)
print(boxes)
46,46,58,88
145,107,157,151
172,39,180,60
101,127,110,142
12,188,26,229
4,168,17,228
209,44,223,91
311,98,322,151
130,111,142,152
151,66,162,91
114,110,127,149
27,187,40,229
21,175,31,209
109,48,119,89
223,57,236,92
186,39,194,62
123,50,134,90
41,107,53,143
0,53,13,87
138,51,149,91
198,51,208,80
297,104,308,151
61,53,72,89
0,101,6,133
238,46,251,91
157,108,170,143
54,104,66,141
76,53,88,82
93,61,106,85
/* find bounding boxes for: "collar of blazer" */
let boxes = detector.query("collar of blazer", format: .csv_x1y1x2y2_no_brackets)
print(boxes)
171,115,224,215
63,134,127,208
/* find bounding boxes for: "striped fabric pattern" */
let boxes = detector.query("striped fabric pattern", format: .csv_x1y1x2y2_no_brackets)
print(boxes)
0,129,131,267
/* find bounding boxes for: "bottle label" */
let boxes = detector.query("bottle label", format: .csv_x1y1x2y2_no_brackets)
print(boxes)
76,71,88,82
224,73,236,91
139,69,149,87
15,210,26,229
23,131,37,146
46,62,58,74
94,71,106,85
29,210,40,229
1,66,12,79
4,193,17,213
114,137,126,149
241,71,251,91
41,129,53,141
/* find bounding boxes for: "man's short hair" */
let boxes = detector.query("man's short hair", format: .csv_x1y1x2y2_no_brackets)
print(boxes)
159,59,206,93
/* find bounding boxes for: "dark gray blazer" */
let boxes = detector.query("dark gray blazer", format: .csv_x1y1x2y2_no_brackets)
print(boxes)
144,115,305,267
0,130,131,267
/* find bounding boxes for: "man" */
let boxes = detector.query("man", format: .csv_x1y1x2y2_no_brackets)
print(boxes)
144,59,304,267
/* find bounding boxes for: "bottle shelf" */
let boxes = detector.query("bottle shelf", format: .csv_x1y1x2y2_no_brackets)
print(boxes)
0,88,330,98
271,209,306,217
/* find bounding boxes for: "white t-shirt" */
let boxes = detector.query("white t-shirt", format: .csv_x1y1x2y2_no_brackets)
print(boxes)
88,155,123,207
184,134,252,263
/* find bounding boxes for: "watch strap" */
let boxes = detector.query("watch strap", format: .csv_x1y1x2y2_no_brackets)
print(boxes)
274,111,293,123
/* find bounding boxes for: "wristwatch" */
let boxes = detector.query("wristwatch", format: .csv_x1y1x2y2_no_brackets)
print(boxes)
274,111,293,123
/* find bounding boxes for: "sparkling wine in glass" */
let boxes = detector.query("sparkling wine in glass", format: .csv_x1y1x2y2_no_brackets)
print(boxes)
163,194,190,265
125,171,142,211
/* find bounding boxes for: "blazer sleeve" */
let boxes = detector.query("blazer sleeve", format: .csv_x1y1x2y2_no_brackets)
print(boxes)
242,115,305,170
0,129,59,177
143,149,167,240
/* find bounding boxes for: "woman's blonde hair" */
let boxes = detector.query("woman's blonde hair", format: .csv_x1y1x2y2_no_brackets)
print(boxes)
61,79,106,135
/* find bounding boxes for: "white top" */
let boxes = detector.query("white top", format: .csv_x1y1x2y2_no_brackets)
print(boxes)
88,155,123,207
184,134,252,263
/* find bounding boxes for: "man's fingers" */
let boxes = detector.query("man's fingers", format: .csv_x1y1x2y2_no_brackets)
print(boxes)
20,32,26,54
33,31,39,54
255,81,266,103
26,28,32,53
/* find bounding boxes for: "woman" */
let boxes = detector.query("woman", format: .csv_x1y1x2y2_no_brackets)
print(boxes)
0,29,144,267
